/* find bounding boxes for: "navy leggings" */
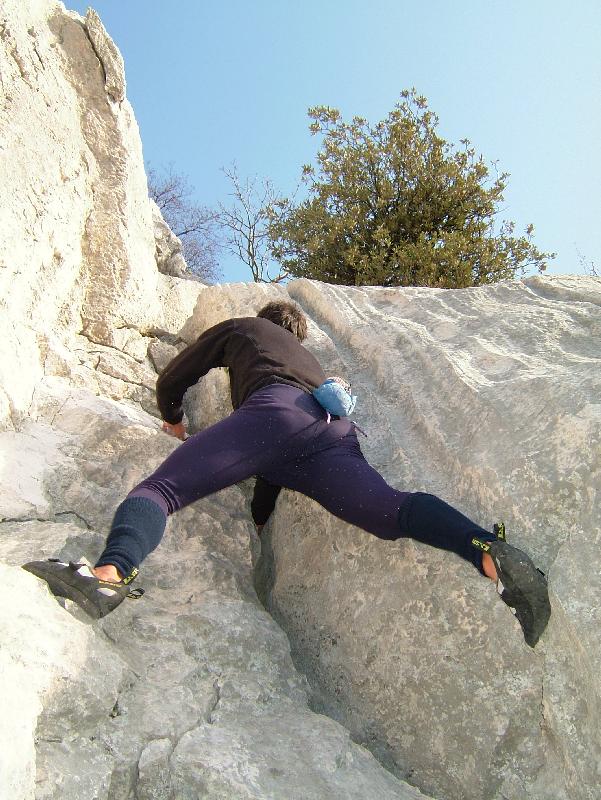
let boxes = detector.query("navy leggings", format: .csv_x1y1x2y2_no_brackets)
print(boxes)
97,384,492,577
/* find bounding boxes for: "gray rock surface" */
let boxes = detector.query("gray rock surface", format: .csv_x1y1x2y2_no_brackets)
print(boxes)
258,277,601,800
84,7,126,102
168,275,601,800
151,198,189,279
0,385,429,800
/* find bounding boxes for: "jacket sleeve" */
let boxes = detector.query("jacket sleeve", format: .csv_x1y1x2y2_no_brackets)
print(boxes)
156,319,234,423
250,477,282,526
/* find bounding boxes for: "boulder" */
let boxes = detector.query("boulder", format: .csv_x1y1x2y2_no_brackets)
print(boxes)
255,276,601,800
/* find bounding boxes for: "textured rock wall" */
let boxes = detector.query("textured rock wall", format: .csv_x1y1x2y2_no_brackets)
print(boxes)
258,277,601,800
2,384,428,800
0,0,188,429
168,275,601,800
2,2,600,800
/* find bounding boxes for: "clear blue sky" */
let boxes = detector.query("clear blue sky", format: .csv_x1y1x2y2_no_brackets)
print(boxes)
67,0,601,283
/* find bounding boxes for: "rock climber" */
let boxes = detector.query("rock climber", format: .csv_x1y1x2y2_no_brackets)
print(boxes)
23,300,551,647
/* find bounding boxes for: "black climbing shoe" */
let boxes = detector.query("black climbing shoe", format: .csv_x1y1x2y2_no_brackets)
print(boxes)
474,539,550,648
22,559,143,619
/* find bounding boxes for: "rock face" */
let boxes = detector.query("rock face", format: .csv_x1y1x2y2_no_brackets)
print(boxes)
262,278,601,800
151,198,189,279
1,3,600,800
184,276,601,800
1,386,428,800
0,0,199,430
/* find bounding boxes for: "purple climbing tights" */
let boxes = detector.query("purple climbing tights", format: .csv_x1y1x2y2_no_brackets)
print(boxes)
97,383,495,578
96,384,410,576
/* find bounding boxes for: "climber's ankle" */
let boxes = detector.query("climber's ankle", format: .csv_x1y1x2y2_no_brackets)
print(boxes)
93,564,123,583
482,552,498,582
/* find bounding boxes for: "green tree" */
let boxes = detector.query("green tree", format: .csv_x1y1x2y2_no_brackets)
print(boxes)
270,90,554,287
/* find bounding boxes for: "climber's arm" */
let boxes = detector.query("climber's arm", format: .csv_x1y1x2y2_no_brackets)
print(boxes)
156,319,234,425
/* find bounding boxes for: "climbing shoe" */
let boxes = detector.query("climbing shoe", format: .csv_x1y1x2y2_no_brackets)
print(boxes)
472,536,550,648
22,559,143,619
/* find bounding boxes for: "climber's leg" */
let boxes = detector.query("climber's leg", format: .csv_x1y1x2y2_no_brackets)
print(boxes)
261,430,409,540
261,427,494,567
23,399,273,614
94,384,331,579
263,432,550,646
94,414,281,579
397,493,550,646
397,491,497,571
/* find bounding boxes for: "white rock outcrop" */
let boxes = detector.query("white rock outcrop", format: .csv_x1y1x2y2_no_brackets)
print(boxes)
0,0,198,430
151,198,189,279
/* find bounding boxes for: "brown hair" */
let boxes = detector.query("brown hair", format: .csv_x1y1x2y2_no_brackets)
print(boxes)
257,301,308,341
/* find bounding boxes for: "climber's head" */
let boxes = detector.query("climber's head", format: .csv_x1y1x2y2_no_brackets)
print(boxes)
257,301,308,341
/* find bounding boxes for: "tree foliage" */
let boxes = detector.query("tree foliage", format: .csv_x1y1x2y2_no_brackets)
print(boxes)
216,165,290,283
148,164,221,282
270,90,554,287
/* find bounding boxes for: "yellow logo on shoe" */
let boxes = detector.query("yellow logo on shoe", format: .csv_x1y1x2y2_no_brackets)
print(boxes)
123,567,139,585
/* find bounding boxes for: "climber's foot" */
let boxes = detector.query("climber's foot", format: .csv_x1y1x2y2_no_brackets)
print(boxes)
93,564,123,582
22,559,139,619
487,540,551,648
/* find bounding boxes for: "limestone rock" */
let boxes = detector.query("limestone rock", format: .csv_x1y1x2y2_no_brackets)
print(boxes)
84,8,126,103
0,563,127,800
150,198,189,278
148,274,601,798
0,423,64,520
169,704,430,800
147,339,180,374
0,0,163,428
254,276,601,800
155,272,205,335
178,281,287,344
136,738,173,800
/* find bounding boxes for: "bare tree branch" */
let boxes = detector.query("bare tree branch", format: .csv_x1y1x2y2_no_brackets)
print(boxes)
575,245,599,277
215,164,291,283
147,163,221,282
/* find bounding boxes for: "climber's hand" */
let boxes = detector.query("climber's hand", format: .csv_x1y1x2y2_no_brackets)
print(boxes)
162,421,188,441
